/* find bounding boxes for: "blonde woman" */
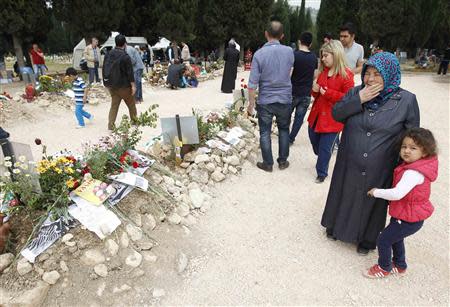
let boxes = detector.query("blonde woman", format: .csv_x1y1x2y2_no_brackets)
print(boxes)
307,40,354,183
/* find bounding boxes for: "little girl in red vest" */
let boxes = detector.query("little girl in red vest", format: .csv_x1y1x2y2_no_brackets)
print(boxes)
364,127,438,278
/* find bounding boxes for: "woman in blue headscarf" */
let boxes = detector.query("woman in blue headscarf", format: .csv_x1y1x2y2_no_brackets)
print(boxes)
321,52,420,254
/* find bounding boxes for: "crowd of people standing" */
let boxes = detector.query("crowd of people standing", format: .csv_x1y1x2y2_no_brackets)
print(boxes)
246,20,439,279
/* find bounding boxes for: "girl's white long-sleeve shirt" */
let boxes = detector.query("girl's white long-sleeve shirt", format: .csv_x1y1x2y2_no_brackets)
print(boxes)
373,170,424,201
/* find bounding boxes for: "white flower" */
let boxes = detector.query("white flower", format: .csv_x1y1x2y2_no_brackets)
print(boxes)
18,156,26,162
12,169,20,174
14,162,21,168
25,174,31,177
4,156,11,161
20,164,29,170
4,161,12,167
3,172,10,177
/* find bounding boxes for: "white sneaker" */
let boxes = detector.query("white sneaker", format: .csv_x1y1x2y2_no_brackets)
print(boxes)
88,115,94,122
76,125,85,129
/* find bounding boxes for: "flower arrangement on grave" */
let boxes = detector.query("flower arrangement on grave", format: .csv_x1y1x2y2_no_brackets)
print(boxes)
38,75,71,93
194,109,232,145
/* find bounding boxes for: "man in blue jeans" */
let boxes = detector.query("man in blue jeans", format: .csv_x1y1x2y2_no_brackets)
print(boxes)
289,31,318,144
247,21,295,172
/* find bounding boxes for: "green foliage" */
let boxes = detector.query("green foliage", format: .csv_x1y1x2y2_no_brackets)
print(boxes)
271,0,291,45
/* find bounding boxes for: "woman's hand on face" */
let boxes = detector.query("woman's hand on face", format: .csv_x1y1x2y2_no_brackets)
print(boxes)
359,84,383,104
312,82,320,93
367,188,377,197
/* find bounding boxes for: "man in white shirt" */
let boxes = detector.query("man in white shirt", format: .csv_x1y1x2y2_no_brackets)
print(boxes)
339,22,364,74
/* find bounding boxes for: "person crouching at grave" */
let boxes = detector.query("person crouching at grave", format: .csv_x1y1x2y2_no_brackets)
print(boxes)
182,65,198,88
166,59,184,89
65,67,93,129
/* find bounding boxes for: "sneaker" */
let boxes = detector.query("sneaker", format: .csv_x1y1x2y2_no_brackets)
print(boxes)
391,263,407,276
363,264,390,279
88,115,94,122
278,161,290,170
76,125,85,129
256,162,273,172
315,176,326,183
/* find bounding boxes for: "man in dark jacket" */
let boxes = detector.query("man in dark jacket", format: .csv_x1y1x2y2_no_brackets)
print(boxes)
103,35,137,131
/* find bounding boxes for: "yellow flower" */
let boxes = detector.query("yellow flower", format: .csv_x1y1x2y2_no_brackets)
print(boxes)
66,179,75,188
54,168,63,174
65,167,74,174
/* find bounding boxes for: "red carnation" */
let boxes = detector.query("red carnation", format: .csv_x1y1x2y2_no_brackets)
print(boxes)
241,78,245,82
35,138,42,145
73,180,80,189
244,84,248,89
132,161,139,169
241,84,244,88
119,168,124,173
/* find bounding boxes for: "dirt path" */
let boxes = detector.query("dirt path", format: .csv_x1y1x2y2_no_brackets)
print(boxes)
159,73,449,305
4,72,449,305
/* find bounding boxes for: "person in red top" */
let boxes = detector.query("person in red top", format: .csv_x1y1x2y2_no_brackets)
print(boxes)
29,43,46,79
308,40,354,183
365,128,438,278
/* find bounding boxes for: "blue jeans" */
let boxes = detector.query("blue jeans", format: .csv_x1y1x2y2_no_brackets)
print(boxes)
88,62,100,83
289,96,311,143
257,103,291,166
308,126,337,177
377,217,424,271
134,69,143,102
33,64,46,80
75,104,92,126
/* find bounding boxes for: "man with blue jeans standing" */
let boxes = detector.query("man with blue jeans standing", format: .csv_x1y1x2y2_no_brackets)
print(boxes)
84,37,100,84
126,44,145,103
247,21,294,172
290,31,318,144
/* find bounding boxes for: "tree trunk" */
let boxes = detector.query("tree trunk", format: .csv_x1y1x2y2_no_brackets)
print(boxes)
12,35,25,69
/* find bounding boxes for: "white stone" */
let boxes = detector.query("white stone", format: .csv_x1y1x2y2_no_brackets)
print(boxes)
60,261,69,272
151,173,163,184
167,185,181,195
211,171,226,182
205,162,216,172
9,282,50,306
162,175,175,186
61,233,73,243
226,155,240,166
136,241,154,251
168,213,182,225
194,154,210,164
187,182,200,190
81,249,105,266
176,252,188,273
189,169,209,184
181,214,197,226
125,250,143,268
105,239,119,256
176,203,190,217
189,189,205,208
152,288,166,298
17,259,33,276
228,166,238,174
129,213,142,227
200,202,212,213
183,151,197,162
142,251,158,263
113,284,132,293
142,214,157,231
132,269,145,278
180,162,190,168
211,154,221,164
175,180,184,187
42,270,60,285
120,232,130,248
0,253,14,272
240,150,249,159
94,263,108,277
126,224,143,242
64,241,76,247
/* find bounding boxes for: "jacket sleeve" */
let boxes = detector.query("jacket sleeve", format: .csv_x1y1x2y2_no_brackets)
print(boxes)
332,86,364,123
404,93,420,129
323,74,355,103
84,47,95,62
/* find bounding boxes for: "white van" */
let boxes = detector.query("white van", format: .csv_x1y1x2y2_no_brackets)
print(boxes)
72,36,154,70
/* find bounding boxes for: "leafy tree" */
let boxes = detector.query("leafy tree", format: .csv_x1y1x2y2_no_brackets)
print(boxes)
271,0,291,45
0,0,52,68
304,8,313,32
316,0,347,45
118,0,160,44
298,0,306,32
290,7,300,44
53,0,125,42
153,0,199,42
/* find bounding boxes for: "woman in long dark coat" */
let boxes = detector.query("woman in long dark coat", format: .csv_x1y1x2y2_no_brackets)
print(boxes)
221,42,240,93
321,52,420,254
